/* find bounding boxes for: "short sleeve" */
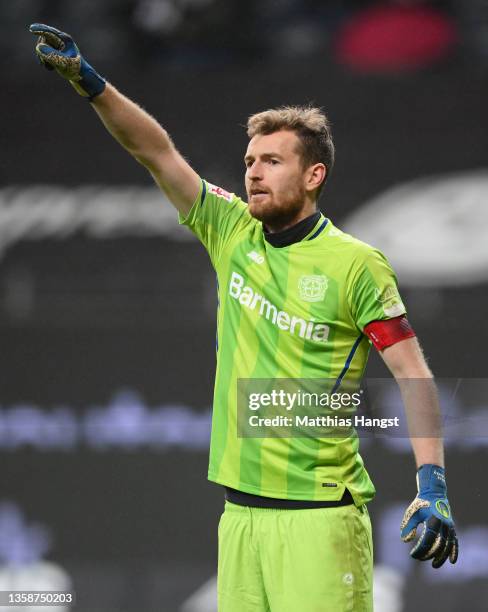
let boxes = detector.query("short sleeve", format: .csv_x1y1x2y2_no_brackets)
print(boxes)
178,179,253,265
349,248,407,332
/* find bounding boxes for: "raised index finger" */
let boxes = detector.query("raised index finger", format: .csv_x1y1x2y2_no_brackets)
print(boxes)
29,23,71,47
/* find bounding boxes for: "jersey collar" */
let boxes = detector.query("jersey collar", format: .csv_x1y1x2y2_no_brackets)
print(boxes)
263,212,327,248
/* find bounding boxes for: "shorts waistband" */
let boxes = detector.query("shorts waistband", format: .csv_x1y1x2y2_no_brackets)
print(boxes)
224,487,354,509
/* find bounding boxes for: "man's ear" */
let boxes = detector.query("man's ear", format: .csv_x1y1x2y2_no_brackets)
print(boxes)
305,163,326,193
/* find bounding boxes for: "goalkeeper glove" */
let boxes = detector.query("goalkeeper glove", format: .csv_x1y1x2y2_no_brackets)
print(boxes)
29,23,106,100
401,464,459,568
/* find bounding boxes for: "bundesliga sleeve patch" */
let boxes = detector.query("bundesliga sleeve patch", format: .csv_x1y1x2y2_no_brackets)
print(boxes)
208,183,233,202
364,315,416,351
374,285,405,318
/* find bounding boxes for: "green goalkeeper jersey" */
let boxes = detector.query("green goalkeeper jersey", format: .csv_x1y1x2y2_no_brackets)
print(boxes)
179,180,407,504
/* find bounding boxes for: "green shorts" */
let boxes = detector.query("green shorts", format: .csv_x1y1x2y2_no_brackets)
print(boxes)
218,501,373,612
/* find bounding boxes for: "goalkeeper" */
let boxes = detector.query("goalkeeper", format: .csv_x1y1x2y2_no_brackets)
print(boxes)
29,24,458,612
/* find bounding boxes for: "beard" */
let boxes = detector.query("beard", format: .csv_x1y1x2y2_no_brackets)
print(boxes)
247,184,307,231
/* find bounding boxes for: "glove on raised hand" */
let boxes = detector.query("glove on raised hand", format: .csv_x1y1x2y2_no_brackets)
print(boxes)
29,23,106,100
401,464,459,568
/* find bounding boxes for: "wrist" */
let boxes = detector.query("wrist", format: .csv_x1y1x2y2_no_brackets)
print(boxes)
417,464,447,495
70,58,106,100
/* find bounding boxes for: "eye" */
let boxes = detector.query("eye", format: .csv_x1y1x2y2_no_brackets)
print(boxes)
269,159,279,165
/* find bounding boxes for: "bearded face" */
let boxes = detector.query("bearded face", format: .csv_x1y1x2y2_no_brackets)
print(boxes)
245,130,314,231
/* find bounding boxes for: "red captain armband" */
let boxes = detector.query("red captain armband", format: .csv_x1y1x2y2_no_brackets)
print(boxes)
364,315,416,351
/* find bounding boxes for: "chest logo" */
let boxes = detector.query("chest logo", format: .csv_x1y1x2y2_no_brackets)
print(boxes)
247,250,265,264
298,275,328,302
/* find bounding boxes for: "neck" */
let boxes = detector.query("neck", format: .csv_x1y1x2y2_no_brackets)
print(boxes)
265,204,317,233
263,210,322,248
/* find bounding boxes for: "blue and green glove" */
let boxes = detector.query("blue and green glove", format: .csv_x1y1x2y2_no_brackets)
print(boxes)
401,464,459,568
29,23,106,100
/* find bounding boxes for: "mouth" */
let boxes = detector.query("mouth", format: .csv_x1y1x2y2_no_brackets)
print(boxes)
249,188,269,199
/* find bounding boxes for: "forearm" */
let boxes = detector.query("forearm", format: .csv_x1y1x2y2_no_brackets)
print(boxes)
396,375,444,468
30,24,200,213
382,338,445,468
91,82,173,170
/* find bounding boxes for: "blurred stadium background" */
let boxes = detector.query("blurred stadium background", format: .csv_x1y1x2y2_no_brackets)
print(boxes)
1,0,488,610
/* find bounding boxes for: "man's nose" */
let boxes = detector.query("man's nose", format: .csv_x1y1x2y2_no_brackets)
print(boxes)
247,161,262,180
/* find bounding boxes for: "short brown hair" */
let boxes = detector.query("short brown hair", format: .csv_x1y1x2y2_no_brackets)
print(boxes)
247,105,335,193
